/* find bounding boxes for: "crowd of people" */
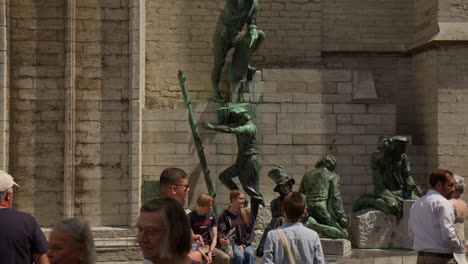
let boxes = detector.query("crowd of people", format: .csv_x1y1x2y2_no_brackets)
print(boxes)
1,166,467,264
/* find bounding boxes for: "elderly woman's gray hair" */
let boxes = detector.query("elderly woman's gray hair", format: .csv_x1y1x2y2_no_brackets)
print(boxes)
53,218,96,264
454,174,465,194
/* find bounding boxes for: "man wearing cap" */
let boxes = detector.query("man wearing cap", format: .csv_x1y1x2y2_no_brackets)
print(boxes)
203,106,264,219
0,170,49,263
300,155,350,238
256,166,295,257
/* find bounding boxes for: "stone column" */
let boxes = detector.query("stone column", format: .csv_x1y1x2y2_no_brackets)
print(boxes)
0,0,8,171
128,0,145,226
64,0,76,218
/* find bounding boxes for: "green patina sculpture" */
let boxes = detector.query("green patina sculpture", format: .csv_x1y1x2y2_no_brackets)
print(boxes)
256,166,295,257
178,71,219,216
352,136,422,218
202,105,265,218
300,155,350,238
211,0,265,100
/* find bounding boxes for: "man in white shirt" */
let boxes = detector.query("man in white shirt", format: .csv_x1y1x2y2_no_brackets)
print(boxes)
409,169,466,263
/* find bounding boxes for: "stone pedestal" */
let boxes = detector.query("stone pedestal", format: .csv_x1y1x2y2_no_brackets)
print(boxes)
321,238,352,256
350,200,414,249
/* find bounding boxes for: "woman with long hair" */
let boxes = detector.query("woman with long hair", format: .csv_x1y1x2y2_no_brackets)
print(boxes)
218,190,256,264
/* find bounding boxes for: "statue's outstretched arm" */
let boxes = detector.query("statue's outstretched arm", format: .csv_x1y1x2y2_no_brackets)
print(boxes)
202,121,236,133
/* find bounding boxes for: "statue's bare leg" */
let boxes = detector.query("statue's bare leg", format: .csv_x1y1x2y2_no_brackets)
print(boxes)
238,155,264,218
304,216,348,238
211,26,232,100
307,203,349,238
219,164,240,191
229,30,265,87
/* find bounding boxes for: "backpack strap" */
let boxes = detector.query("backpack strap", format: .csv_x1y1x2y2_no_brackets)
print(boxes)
277,227,296,264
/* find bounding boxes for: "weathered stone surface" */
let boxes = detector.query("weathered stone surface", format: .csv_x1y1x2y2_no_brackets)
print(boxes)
277,113,336,134
350,200,414,249
253,205,271,249
321,238,352,256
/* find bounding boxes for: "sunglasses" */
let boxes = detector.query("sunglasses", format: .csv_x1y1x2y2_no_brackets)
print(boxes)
174,184,190,192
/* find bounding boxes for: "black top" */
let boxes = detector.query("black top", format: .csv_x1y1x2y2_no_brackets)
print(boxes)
0,208,48,263
217,209,255,246
189,210,217,245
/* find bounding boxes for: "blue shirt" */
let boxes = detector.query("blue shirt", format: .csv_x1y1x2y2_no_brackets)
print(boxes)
262,222,325,264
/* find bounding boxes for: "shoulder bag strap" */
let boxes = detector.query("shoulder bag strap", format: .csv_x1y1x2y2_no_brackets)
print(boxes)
277,228,296,264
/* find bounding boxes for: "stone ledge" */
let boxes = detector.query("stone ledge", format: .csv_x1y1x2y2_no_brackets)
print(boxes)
321,238,351,256
326,248,417,264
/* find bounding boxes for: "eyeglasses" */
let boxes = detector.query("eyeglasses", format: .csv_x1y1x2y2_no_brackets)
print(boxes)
135,227,163,239
174,184,190,192
237,197,245,201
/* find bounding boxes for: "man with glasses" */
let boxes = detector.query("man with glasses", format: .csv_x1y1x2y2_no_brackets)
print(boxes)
159,167,190,206
156,167,204,263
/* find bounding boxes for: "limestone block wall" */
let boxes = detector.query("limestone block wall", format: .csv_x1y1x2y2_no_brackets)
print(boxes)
413,0,438,47
9,0,66,224
9,0,131,226
322,0,413,52
142,69,426,212
145,0,322,109
322,55,415,136
411,50,438,178
436,47,468,177
438,0,468,22
73,0,130,226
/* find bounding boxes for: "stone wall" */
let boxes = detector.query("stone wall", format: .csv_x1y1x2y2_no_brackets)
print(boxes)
145,0,322,109
438,0,468,22
411,50,438,183
142,69,425,212
436,46,468,178
322,55,415,135
322,0,413,51
9,0,66,225
8,0,132,226
413,0,438,47
73,0,130,226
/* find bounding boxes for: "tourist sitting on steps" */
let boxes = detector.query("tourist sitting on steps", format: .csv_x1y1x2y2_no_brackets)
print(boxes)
218,190,256,264
189,194,230,264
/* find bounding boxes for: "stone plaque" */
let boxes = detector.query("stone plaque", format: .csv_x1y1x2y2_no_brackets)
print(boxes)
277,113,336,134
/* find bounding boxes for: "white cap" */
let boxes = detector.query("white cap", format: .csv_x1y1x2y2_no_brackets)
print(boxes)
0,170,19,192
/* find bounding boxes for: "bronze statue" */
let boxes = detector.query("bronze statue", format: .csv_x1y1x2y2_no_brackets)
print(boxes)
256,166,295,257
352,136,421,218
203,106,264,218
211,0,265,100
300,155,350,238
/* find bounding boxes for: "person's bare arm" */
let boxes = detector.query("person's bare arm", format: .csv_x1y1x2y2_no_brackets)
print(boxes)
33,253,50,264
